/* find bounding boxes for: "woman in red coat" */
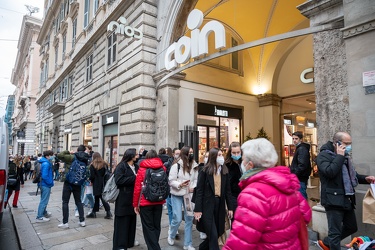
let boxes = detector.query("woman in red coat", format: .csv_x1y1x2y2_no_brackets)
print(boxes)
223,138,311,250
132,149,166,250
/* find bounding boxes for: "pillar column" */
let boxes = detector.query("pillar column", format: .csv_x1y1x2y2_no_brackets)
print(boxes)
257,94,281,157
153,71,185,150
298,0,349,148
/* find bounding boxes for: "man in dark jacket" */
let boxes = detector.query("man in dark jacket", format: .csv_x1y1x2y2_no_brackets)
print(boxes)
316,132,375,250
290,131,311,200
57,145,90,229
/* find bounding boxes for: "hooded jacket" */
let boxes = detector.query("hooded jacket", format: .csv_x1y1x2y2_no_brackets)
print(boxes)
132,157,166,207
290,142,312,183
316,141,367,210
223,166,311,250
57,150,90,182
39,157,54,188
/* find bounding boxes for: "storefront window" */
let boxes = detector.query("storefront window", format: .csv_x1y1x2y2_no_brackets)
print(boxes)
83,122,92,146
282,112,317,167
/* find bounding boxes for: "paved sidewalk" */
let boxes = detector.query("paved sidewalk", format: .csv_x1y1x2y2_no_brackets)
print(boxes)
9,180,204,250
9,179,338,250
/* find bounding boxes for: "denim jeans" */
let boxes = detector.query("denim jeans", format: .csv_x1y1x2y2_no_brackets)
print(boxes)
62,182,84,223
299,181,308,200
170,194,193,246
166,195,173,225
37,185,51,218
82,193,94,208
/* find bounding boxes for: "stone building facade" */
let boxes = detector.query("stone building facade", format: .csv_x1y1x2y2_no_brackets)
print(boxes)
34,0,375,237
11,15,42,156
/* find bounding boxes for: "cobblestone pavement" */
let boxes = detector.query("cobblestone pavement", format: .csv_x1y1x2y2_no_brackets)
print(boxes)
9,179,344,250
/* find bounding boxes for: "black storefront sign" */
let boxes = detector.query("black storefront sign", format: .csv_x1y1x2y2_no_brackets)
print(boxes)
197,102,242,118
102,111,118,125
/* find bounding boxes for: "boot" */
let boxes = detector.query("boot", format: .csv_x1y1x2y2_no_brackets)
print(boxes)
104,211,112,219
86,212,96,218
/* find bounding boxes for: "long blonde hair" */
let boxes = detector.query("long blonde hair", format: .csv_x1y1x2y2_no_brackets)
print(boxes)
91,152,105,170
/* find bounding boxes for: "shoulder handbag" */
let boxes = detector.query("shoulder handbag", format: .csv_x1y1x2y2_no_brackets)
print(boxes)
299,212,309,250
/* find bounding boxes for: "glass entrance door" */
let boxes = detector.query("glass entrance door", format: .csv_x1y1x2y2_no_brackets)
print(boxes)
198,126,219,163
104,135,118,171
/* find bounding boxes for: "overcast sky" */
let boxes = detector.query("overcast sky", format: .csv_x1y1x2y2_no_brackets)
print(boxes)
0,0,43,116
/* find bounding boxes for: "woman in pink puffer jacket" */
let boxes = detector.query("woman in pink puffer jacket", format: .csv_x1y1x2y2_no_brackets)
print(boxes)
223,138,311,250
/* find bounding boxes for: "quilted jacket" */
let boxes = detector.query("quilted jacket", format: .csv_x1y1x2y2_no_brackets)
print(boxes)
223,166,311,250
132,157,166,207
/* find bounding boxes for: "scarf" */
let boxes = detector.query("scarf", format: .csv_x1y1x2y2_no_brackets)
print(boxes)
240,167,267,181
324,150,358,195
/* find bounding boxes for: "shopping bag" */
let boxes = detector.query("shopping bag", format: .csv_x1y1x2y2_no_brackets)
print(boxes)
183,193,194,217
362,184,375,225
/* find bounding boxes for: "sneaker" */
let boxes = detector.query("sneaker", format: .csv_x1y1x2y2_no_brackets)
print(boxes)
78,221,86,227
36,217,50,223
44,212,52,218
87,208,92,215
134,240,140,246
75,210,79,217
58,223,69,229
167,237,175,246
200,232,207,240
317,240,330,250
183,246,195,250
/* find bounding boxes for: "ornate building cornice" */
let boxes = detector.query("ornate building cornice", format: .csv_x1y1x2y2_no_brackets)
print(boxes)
257,94,281,107
341,19,375,39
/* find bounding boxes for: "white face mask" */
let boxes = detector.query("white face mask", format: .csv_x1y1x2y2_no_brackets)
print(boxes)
174,154,180,159
240,161,249,173
216,156,225,166
204,157,208,164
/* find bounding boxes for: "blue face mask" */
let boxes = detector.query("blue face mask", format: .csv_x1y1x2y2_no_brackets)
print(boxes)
345,145,352,154
231,155,241,161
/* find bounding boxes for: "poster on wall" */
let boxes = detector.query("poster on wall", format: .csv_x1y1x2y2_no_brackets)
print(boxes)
283,124,294,145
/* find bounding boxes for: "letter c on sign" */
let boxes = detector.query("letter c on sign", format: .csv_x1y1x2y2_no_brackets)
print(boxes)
300,68,314,84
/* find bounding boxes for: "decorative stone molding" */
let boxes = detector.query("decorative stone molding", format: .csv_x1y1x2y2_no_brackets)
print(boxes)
153,70,185,90
297,0,342,19
341,19,375,39
257,94,281,107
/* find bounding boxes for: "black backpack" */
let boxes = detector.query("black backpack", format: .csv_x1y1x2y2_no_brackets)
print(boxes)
142,168,170,202
8,161,17,179
33,161,42,184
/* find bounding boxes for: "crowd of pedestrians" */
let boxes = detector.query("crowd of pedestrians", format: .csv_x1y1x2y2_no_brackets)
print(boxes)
5,130,375,250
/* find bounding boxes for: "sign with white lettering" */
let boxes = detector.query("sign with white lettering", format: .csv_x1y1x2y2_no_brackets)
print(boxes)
363,70,375,87
107,17,143,39
164,9,226,70
300,68,314,84
214,106,228,117
17,139,34,143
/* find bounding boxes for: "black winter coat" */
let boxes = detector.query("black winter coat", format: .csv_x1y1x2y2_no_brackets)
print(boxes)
226,160,242,211
316,141,368,210
290,142,311,183
194,168,234,237
89,164,108,196
114,161,139,216
7,164,24,191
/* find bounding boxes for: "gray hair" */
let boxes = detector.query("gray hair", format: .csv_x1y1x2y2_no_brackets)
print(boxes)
241,138,278,168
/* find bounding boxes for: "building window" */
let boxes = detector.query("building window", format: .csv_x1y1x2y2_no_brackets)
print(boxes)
68,75,74,96
40,63,44,86
107,32,116,66
60,78,68,101
55,45,59,68
84,0,90,28
93,0,99,13
53,88,59,103
72,17,77,47
86,53,93,82
44,59,49,83
62,33,66,60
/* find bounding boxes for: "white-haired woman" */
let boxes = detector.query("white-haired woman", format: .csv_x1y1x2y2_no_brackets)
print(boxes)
223,138,311,250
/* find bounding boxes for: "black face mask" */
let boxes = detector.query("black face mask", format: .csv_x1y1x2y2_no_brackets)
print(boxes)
134,157,139,163
188,154,194,161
